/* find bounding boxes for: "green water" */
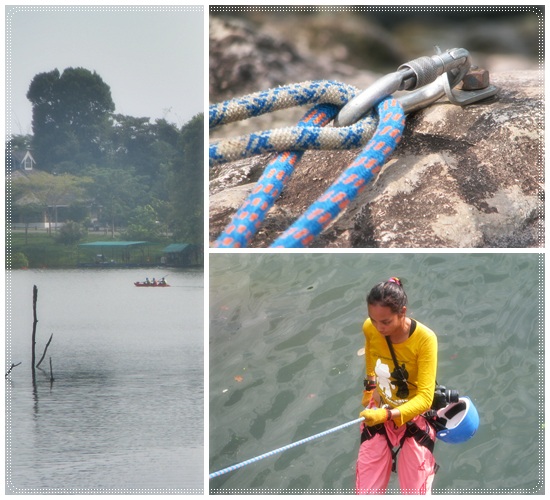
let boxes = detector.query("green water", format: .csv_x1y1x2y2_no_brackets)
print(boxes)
209,253,543,494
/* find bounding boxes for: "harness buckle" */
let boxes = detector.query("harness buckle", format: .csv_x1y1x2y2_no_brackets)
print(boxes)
334,47,498,126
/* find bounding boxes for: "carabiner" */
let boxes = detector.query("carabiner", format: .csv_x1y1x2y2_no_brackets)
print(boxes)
334,48,497,127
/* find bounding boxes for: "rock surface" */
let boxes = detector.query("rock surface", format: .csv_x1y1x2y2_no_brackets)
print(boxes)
209,15,543,248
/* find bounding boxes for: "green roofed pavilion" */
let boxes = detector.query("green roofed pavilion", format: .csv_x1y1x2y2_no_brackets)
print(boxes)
77,241,151,267
161,243,202,267
162,243,190,253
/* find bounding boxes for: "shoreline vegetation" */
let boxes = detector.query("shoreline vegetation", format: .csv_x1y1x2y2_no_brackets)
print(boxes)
7,230,202,270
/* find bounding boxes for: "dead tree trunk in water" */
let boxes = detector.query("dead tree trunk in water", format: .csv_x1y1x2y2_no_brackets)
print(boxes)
49,357,54,383
31,285,38,383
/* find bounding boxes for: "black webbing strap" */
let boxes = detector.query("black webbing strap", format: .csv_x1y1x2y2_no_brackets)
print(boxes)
361,418,438,473
384,336,401,374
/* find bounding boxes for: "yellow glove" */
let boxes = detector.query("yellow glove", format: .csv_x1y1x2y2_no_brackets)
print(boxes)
362,390,374,407
360,407,391,426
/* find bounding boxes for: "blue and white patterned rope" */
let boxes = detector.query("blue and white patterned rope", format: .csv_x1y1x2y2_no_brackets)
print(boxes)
209,116,377,167
210,80,359,128
209,417,365,479
209,80,377,167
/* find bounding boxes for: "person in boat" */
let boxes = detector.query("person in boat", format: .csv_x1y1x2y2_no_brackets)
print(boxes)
356,277,438,495
152,278,157,285
145,277,150,285
159,277,166,285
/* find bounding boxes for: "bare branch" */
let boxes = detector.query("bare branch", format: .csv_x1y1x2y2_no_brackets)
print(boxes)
36,333,54,369
5,362,22,378
32,285,38,383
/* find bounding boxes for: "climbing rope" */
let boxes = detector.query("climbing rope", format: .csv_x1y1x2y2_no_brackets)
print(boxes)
211,81,384,248
209,416,365,479
272,97,404,248
209,80,378,167
210,49,496,248
211,86,403,248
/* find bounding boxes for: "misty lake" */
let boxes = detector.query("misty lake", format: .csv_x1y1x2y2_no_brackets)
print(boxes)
6,268,203,494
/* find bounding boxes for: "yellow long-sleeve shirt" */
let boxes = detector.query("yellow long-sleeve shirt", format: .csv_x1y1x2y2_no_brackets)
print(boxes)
363,317,438,426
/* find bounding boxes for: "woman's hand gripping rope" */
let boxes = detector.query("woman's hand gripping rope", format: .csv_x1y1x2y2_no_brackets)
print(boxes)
360,407,393,426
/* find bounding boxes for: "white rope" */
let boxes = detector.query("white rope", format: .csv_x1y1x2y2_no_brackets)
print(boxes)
209,416,365,479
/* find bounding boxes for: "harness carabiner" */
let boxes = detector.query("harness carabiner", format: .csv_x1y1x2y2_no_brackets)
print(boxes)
334,48,498,126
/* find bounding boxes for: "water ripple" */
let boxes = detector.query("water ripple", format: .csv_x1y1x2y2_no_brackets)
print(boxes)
210,253,542,493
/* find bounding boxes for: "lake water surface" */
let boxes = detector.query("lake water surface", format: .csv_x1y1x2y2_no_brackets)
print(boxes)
6,268,203,494
209,253,543,494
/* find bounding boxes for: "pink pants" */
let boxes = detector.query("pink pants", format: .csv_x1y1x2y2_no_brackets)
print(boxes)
355,415,437,495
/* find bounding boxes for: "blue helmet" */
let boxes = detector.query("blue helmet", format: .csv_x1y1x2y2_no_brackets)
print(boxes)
436,397,479,444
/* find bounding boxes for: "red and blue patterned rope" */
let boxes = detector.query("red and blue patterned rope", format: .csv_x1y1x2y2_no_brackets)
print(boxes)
272,98,405,248
213,103,339,248
210,81,405,248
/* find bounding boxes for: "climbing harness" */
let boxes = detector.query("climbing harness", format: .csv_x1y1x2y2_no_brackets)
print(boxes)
359,397,479,474
360,418,439,474
210,48,498,248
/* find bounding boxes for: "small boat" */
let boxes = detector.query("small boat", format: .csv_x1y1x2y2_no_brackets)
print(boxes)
134,280,169,287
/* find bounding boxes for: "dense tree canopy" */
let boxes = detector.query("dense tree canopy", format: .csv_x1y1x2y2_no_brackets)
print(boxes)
12,66,203,250
27,67,115,172
84,166,147,237
169,113,204,243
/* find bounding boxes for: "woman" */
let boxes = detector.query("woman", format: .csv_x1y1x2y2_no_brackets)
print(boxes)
356,277,438,494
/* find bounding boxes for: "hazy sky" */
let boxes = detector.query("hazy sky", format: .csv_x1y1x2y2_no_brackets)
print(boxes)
6,5,204,136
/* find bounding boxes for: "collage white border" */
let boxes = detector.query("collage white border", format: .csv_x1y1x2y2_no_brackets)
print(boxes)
2,1,546,498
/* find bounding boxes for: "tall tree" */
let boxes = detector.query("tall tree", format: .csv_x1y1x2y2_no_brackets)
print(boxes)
27,67,115,172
